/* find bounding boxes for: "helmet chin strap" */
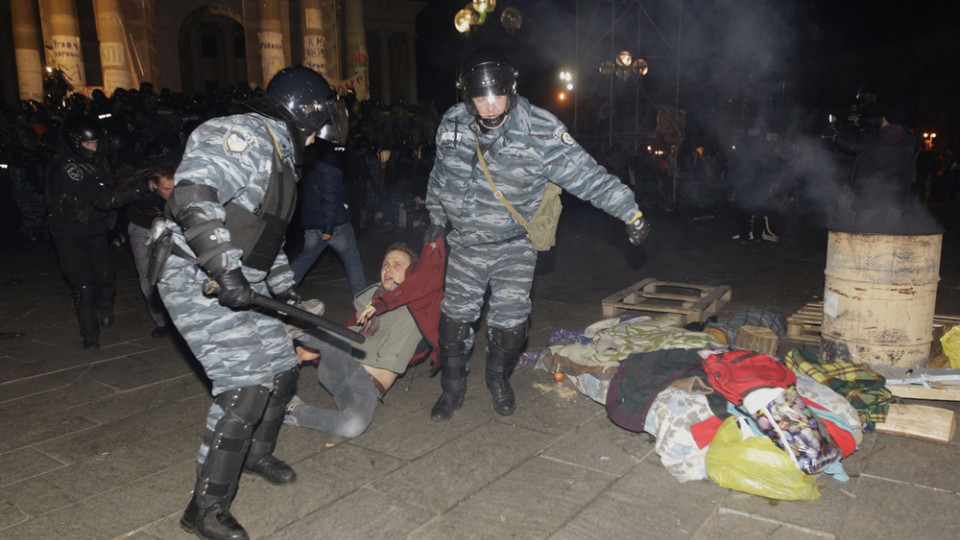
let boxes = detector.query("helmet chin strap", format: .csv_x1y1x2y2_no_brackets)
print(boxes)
477,112,507,129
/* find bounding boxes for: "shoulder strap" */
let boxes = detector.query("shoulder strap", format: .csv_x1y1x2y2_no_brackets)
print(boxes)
473,131,527,226
259,118,284,158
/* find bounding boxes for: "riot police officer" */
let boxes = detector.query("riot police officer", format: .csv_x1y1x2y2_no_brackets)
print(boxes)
157,66,347,540
45,115,148,350
424,50,650,422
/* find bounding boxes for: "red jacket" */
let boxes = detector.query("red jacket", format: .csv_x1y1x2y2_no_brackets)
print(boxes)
345,239,446,368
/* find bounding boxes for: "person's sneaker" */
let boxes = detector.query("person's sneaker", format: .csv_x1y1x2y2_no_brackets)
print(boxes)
151,326,170,338
283,395,303,426
762,232,780,243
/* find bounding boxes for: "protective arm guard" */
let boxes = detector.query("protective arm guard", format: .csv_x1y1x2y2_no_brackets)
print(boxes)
167,181,239,275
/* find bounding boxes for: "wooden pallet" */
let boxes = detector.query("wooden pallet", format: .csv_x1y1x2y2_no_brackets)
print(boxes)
786,301,826,343
786,301,960,344
601,278,732,323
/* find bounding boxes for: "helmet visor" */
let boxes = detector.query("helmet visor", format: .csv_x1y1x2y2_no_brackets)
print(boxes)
460,63,516,99
311,98,349,145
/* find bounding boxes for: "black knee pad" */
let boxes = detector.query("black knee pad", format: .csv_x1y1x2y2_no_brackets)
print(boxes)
439,313,471,357
212,385,270,450
489,323,527,354
271,368,299,405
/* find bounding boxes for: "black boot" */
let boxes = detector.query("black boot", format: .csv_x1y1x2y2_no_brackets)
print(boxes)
180,498,247,540
243,368,298,485
75,285,100,350
430,377,466,422
430,314,472,422
180,386,269,540
485,324,527,416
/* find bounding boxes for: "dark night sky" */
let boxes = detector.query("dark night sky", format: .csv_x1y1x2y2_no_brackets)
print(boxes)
413,0,959,111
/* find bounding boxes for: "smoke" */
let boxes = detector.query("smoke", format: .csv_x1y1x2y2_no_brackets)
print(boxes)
674,0,941,234
416,1,941,233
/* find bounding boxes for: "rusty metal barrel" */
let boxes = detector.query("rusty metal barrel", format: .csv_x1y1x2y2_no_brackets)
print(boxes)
821,231,942,368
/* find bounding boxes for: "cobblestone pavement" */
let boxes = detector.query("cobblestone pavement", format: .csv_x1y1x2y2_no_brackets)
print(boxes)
2,202,959,539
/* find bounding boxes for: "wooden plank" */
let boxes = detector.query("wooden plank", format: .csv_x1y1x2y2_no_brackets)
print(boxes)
874,403,955,444
642,292,700,303
887,384,960,402
784,301,960,346
601,279,731,323
602,301,692,315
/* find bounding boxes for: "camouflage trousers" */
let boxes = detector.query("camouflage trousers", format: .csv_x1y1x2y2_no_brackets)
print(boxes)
441,234,537,330
158,256,297,464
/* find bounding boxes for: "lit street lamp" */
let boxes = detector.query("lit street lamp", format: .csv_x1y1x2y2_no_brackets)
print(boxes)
600,50,649,81
455,0,517,34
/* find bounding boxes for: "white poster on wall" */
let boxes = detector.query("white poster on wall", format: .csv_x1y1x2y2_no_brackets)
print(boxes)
304,7,322,29
259,31,285,85
304,35,327,76
100,42,134,92
51,34,86,87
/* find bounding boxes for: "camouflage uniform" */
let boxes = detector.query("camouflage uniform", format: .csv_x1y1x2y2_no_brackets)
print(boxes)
425,96,640,419
157,112,300,495
426,96,639,328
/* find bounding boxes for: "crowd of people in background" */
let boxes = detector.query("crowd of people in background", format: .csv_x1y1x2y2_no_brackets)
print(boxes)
3,81,959,260
0,83,441,252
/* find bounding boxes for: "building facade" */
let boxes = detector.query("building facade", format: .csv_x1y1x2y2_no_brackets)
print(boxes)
0,0,425,104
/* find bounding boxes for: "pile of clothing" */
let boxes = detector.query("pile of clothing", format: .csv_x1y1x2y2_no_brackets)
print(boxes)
531,312,897,500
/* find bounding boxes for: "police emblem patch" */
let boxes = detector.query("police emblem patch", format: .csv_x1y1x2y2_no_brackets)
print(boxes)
223,126,256,157
552,126,577,147
65,163,83,181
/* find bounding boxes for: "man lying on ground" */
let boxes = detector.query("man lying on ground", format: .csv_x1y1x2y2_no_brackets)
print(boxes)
284,240,445,437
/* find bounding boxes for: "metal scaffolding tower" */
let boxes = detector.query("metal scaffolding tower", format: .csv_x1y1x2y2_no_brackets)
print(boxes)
574,0,684,157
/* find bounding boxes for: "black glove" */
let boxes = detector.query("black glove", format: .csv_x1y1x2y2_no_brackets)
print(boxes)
213,268,254,308
274,286,301,306
97,177,151,209
424,223,445,245
626,215,651,245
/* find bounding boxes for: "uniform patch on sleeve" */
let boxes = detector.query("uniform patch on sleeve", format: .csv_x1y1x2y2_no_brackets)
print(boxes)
65,163,83,181
223,126,256,157
439,130,462,144
553,125,577,147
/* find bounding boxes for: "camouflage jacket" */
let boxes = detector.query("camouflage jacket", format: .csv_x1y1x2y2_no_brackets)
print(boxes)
425,97,639,247
167,113,297,290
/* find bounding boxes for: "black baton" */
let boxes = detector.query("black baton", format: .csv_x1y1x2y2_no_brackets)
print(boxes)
203,280,365,344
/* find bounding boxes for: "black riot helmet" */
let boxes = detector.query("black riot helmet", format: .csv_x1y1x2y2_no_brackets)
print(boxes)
244,66,349,148
60,114,105,161
458,49,518,128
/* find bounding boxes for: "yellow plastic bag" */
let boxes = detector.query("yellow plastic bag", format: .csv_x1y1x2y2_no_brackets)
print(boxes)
940,325,960,369
705,417,820,500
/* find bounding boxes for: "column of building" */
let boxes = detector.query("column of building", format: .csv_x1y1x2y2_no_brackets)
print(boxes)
11,0,45,101
40,0,87,88
93,0,136,92
343,0,370,101
257,0,286,86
